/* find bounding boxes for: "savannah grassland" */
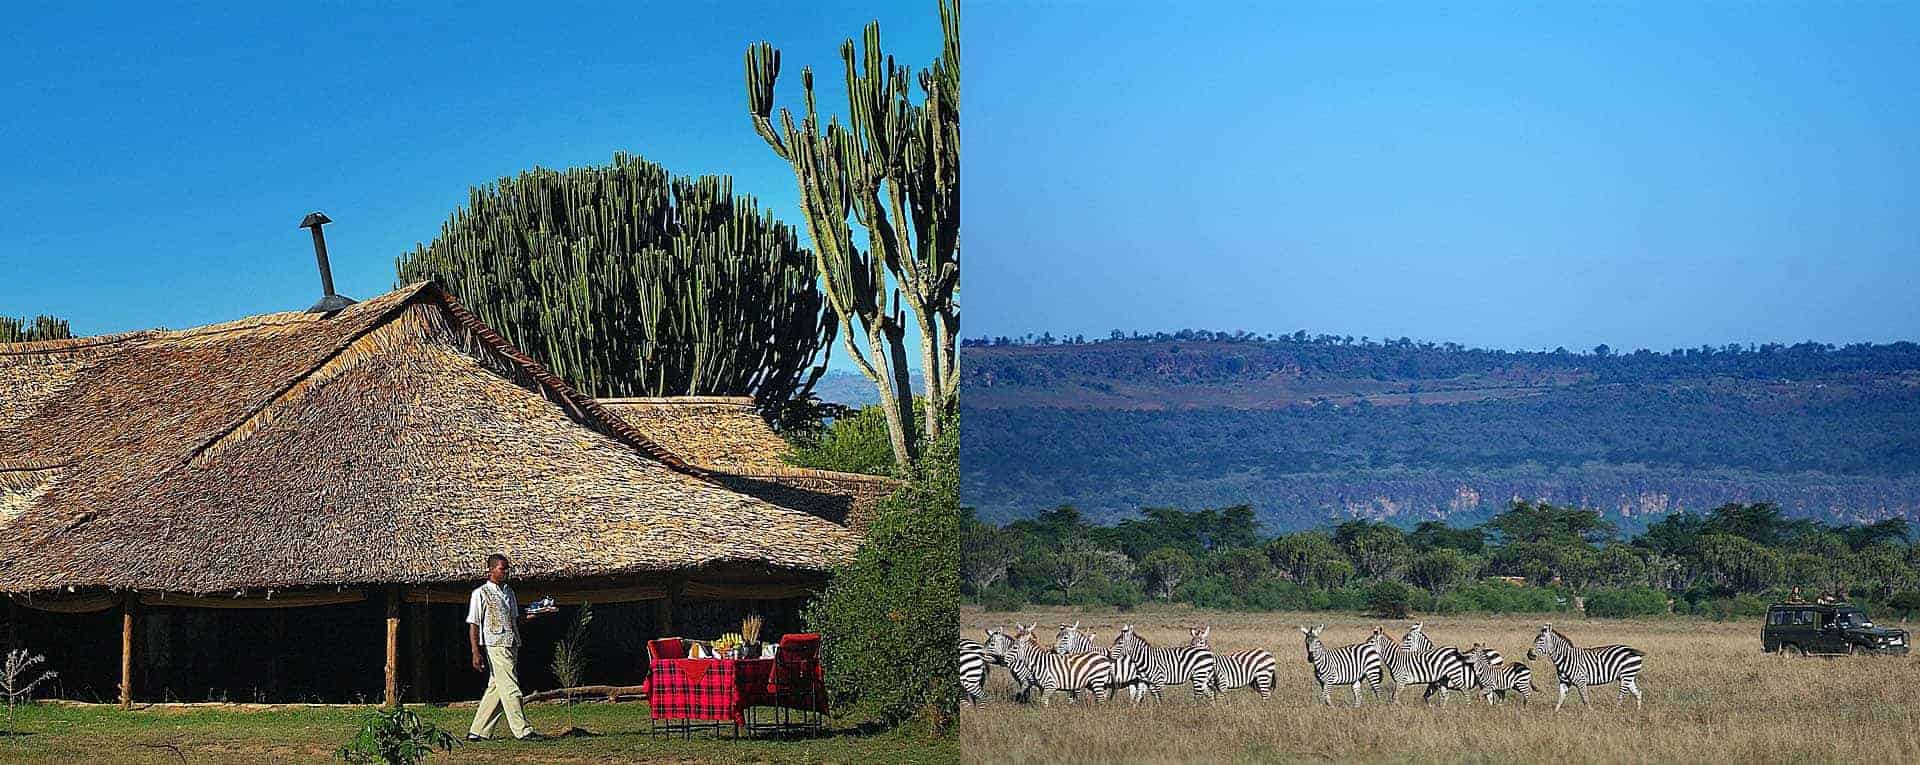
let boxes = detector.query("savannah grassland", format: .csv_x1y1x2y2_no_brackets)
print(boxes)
961,606,1920,764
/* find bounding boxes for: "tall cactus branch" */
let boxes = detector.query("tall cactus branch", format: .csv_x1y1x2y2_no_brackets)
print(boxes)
746,0,960,469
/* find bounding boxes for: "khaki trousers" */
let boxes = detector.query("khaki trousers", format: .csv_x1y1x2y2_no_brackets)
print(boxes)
470,645,532,739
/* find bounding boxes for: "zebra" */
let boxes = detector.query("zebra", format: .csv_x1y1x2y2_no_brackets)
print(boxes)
1462,642,1535,706
1527,623,1645,711
1188,625,1276,701
981,627,1029,703
1005,623,1114,706
960,637,988,705
1402,622,1507,697
1298,624,1383,707
1105,647,1166,704
1111,624,1217,700
1370,626,1469,705
1052,623,1133,703
1401,622,1432,652
1054,622,1098,653
1400,622,1502,663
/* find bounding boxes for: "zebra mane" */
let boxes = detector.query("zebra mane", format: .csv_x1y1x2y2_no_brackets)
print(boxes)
1548,627,1575,648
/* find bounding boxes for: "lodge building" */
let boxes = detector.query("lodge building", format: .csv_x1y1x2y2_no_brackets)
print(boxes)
0,282,891,705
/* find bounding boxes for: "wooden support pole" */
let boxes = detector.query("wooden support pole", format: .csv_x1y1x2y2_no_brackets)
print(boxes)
119,593,135,709
384,585,400,708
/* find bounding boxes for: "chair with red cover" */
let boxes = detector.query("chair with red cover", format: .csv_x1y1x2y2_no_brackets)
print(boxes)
759,633,825,734
643,636,688,732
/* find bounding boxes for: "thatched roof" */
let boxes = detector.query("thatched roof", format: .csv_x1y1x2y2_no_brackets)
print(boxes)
597,397,797,473
0,283,862,594
596,396,901,528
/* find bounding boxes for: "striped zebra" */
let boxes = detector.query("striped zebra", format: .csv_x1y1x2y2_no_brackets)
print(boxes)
1057,625,1146,703
1399,622,1501,661
1188,625,1276,701
1105,648,1165,704
1462,642,1535,706
1400,622,1432,651
1006,623,1114,706
1370,626,1469,705
1054,622,1098,653
960,637,988,705
1111,624,1217,700
1298,625,1383,707
1527,623,1645,711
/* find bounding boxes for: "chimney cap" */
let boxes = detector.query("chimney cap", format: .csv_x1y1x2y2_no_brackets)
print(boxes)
299,212,332,229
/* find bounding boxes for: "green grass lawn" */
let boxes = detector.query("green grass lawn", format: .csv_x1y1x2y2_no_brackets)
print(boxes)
1,700,957,764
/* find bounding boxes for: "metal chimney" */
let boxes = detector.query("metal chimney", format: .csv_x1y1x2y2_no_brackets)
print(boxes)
299,212,356,313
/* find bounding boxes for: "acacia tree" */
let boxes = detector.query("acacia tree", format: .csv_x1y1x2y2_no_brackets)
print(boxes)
746,0,960,470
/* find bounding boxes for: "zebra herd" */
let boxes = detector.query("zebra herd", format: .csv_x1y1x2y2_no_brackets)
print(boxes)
961,621,1644,712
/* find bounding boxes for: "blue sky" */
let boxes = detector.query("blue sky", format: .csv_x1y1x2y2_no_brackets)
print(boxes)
0,1,938,370
966,1,1920,352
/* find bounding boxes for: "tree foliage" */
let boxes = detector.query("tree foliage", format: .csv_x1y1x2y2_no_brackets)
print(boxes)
964,498,1920,620
803,411,958,731
396,152,834,419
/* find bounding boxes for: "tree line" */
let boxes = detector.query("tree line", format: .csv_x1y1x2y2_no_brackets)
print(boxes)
963,501,1920,621
962,329,1920,388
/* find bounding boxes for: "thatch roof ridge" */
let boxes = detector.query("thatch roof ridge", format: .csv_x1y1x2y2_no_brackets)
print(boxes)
597,395,758,406
0,330,154,357
0,282,862,594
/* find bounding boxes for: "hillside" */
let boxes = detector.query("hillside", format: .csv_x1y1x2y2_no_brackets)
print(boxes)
960,334,1920,531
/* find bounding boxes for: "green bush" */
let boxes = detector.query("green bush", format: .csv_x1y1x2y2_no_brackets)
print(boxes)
1366,581,1414,618
1690,593,1772,621
803,412,958,731
786,403,923,477
1241,578,1324,612
1176,574,1238,610
334,707,455,765
1583,587,1672,618
1887,591,1920,621
975,584,1026,613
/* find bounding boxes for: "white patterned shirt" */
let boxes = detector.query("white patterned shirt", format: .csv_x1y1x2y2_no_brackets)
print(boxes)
466,581,520,647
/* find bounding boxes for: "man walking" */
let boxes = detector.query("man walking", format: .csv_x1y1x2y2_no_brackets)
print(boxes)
466,553,546,741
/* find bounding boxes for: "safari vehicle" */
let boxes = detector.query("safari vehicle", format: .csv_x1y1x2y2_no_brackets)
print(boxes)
1762,602,1910,656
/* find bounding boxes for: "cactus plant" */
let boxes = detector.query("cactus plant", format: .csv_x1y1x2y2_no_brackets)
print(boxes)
396,153,835,421
0,315,71,343
745,0,960,470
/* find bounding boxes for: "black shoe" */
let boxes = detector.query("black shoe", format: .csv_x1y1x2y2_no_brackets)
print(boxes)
464,734,487,742
516,732,546,742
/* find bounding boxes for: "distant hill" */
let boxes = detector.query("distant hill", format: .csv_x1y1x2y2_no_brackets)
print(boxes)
812,369,926,409
960,333,1920,532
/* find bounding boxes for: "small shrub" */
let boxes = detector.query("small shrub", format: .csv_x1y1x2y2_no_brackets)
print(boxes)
4,649,57,743
1584,587,1672,618
334,707,455,765
785,403,923,477
976,585,1026,612
1366,581,1414,618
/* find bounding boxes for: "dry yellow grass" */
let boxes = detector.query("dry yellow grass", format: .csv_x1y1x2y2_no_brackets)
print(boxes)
961,606,1920,764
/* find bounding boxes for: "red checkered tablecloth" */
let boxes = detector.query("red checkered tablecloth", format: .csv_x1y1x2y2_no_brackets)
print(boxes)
647,658,774,724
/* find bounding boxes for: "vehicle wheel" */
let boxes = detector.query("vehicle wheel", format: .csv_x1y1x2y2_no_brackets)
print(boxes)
1785,644,1804,657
